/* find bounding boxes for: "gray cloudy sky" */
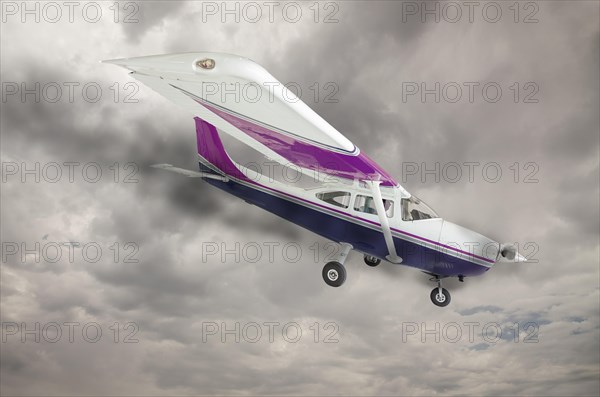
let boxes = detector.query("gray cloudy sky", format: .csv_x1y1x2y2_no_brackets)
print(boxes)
1,1,599,396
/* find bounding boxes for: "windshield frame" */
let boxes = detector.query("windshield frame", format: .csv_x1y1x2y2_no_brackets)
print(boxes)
401,195,439,221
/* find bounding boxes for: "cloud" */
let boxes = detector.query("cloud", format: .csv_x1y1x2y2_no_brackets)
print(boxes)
1,1,598,396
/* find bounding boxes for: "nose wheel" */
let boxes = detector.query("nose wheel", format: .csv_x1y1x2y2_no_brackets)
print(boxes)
430,287,451,306
322,243,352,287
429,276,451,307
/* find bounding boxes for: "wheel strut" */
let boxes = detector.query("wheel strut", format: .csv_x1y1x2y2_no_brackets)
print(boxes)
337,243,352,266
322,243,352,288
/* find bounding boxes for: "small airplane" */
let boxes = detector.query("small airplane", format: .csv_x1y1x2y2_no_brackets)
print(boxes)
104,52,526,307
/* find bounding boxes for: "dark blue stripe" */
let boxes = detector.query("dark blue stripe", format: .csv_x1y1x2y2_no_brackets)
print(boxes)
205,178,490,277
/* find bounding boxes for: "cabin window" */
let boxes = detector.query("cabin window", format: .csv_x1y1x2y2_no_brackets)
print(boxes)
353,195,394,218
316,191,351,209
401,196,439,221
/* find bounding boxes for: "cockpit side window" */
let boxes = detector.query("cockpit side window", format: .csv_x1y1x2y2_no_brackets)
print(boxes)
354,195,394,218
401,196,439,221
316,191,351,209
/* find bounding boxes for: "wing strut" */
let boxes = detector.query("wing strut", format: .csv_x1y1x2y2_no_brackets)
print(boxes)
366,180,403,264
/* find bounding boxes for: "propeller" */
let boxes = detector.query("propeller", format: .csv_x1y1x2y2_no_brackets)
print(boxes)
498,243,528,263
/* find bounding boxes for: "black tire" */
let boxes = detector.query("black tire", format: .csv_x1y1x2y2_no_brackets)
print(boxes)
430,287,451,307
322,261,346,287
364,255,381,267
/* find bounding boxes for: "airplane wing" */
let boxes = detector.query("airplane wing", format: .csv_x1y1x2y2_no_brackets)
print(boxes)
103,52,398,187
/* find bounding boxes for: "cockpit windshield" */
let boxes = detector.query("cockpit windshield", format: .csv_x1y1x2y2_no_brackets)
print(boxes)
401,196,439,221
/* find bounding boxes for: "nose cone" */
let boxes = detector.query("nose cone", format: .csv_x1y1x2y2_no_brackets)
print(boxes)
498,243,528,263
439,221,500,265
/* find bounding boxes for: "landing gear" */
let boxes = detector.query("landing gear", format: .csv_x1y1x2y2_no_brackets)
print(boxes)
322,243,352,287
323,261,346,287
364,255,381,267
430,287,451,307
429,276,451,307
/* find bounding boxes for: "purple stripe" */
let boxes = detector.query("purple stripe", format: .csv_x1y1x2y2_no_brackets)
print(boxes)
240,176,495,265
195,100,398,187
195,117,252,182
193,114,493,265
389,228,495,264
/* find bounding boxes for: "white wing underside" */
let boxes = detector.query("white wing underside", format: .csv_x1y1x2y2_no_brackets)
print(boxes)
104,53,398,188
133,72,333,181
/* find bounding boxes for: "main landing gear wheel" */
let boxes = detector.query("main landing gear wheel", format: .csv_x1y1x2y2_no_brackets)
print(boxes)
364,255,381,267
323,261,346,287
322,243,352,287
430,287,451,307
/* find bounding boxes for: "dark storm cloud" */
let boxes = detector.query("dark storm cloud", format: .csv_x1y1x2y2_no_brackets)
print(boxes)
255,2,429,154
0,60,307,239
252,1,600,201
1,1,599,396
119,1,187,42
